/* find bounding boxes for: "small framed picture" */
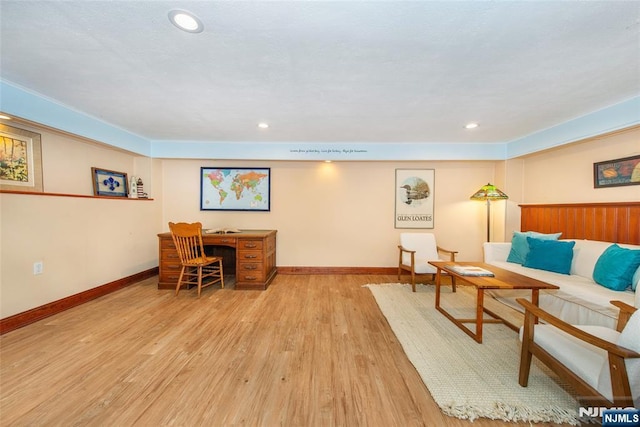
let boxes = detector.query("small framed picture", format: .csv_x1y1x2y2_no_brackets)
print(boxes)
91,167,128,197
593,155,640,188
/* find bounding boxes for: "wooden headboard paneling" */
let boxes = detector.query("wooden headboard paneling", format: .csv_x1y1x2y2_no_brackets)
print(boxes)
520,202,640,245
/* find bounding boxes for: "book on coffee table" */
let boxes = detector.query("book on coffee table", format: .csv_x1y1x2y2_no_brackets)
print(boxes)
449,265,495,277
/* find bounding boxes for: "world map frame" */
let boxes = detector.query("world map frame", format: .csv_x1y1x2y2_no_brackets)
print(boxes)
200,167,271,212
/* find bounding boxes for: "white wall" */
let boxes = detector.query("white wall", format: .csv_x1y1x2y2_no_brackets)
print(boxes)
3,123,638,319
521,127,640,203
0,123,162,318
161,159,501,267
502,126,640,238
503,158,525,240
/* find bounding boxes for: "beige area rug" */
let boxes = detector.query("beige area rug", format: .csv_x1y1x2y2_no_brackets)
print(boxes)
365,283,580,425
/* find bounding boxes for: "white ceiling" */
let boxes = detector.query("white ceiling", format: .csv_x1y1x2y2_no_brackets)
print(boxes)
1,1,639,145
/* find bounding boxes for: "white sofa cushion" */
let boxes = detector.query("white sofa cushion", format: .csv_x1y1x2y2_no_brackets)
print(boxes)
490,261,636,308
570,240,615,279
483,242,511,264
483,240,638,327
488,260,635,327
485,239,640,283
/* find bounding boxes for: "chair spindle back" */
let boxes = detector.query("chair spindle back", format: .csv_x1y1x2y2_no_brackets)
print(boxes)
169,222,206,264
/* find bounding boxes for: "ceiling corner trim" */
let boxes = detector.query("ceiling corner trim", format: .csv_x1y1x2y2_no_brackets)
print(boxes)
4,77,634,162
150,140,508,161
0,80,152,156
505,96,640,159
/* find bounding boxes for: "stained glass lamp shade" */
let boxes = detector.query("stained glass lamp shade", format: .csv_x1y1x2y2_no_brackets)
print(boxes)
470,183,508,242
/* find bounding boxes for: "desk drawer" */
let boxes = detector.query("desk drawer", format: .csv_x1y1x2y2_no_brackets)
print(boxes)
238,261,263,273
205,236,237,246
159,262,182,281
161,239,176,250
238,239,263,250
238,250,263,261
161,250,181,262
237,270,266,283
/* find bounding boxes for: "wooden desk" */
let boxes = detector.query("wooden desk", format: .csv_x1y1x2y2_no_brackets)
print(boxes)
429,261,559,343
158,229,277,290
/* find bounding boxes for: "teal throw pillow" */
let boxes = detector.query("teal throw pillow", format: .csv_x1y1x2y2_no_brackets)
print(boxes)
523,237,575,274
592,244,640,291
506,231,562,265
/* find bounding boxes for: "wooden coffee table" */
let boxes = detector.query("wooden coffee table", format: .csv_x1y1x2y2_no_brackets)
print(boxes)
428,261,559,343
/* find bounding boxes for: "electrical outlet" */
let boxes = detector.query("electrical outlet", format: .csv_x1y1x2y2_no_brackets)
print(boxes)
33,261,43,275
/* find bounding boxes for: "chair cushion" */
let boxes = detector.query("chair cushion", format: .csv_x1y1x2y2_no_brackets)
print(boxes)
569,239,612,279
524,324,619,398
523,238,575,275
596,309,640,404
506,231,562,265
412,262,439,274
619,309,640,352
593,244,640,291
400,233,439,274
609,309,640,404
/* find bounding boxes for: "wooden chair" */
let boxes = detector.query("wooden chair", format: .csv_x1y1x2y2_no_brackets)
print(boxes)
169,222,224,297
517,298,639,407
397,232,458,292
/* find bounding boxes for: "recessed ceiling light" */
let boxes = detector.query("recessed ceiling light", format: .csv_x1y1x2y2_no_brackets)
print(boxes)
168,10,204,33
465,122,479,129
0,114,11,120
257,122,269,129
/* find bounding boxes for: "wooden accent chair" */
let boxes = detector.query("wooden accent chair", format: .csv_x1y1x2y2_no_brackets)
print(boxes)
517,298,639,407
169,222,224,297
397,233,458,292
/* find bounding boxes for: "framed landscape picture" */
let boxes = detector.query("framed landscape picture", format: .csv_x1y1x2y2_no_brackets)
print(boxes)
200,167,271,211
593,155,640,188
395,169,435,229
0,124,43,192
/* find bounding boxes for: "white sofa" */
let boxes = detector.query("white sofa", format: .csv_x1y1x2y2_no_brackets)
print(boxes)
483,239,640,329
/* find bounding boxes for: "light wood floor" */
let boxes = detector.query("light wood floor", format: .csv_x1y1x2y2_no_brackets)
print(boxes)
0,274,568,426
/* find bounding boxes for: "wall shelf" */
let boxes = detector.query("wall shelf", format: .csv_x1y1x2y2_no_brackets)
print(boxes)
0,190,154,200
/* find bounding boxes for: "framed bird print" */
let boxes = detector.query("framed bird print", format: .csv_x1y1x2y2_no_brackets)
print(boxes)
395,169,434,229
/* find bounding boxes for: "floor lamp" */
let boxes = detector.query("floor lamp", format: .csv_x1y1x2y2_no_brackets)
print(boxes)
470,183,508,242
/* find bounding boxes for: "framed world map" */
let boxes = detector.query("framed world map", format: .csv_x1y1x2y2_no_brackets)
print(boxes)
200,167,271,211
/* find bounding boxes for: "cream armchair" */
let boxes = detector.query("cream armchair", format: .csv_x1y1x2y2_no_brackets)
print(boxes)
517,298,640,407
397,233,458,292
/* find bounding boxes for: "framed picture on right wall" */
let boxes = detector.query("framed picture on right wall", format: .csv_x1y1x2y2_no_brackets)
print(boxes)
593,155,640,188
